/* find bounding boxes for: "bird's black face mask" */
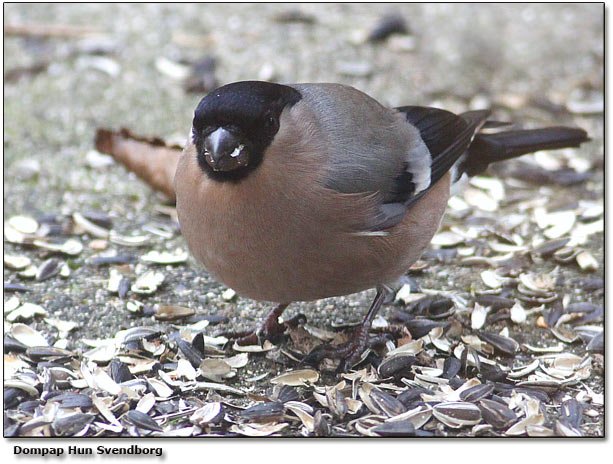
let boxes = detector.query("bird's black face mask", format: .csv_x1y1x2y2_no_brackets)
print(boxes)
191,81,301,182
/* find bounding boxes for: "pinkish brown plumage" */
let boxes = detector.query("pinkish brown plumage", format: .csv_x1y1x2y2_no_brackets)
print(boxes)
174,80,588,371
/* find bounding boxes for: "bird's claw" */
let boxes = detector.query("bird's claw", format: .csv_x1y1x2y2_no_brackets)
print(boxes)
303,335,367,373
233,312,307,347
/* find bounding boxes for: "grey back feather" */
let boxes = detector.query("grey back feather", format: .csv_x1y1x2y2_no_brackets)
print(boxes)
289,84,432,207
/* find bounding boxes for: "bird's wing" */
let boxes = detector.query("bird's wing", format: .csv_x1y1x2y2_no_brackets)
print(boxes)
291,85,489,231
397,106,490,187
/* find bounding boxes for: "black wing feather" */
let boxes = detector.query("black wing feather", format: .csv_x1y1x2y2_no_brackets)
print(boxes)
395,106,490,205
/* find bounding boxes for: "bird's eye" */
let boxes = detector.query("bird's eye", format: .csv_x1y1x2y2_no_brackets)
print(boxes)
265,114,278,130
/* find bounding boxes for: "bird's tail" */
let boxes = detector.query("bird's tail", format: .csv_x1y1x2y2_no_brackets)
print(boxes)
459,126,590,177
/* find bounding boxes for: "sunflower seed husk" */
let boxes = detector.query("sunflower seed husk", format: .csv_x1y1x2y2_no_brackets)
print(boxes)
406,295,455,317
91,367,121,395
508,359,540,378
72,212,110,238
5,223,29,244
550,326,579,343
147,378,174,398
477,332,519,356
6,302,48,322
306,409,327,437
555,418,582,436
433,402,481,428
475,295,514,310
131,270,165,294
154,305,195,321
4,254,31,270
459,384,495,402
190,402,223,426
431,231,464,247
478,399,517,429
5,296,20,313
386,339,423,357
9,215,39,234
175,339,203,368
33,238,83,256
378,354,417,378
586,332,603,352
229,422,288,437
109,231,151,247
91,254,137,265
471,304,489,329
326,387,348,419
4,335,29,353
11,323,49,347
26,346,74,362
560,399,584,428
18,265,38,279
505,399,545,436
368,388,406,417
576,250,598,271
441,357,462,380
510,302,527,324
239,402,284,423
48,392,93,409
543,304,565,328
372,420,416,437
481,270,506,289
285,403,315,433
271,369,319,386
36,258,62,281
533,237,570,256
523,343,564,353
123,410,163,431
135,393,156,414
199,358,233,382
403,319,448,339
109,359,133,383
141,249,188,265
222,352,248,369
4,380,39,397
571,306,603,325
53,413,95,437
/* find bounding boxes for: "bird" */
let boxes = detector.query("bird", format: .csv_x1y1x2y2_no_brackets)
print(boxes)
173,80,588,371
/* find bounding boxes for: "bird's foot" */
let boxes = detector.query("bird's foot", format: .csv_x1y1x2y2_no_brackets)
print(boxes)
303,288,389,372
230,304,305,347
303,325,371,372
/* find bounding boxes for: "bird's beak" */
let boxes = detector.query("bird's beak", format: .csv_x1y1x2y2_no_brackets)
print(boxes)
203,127,246,171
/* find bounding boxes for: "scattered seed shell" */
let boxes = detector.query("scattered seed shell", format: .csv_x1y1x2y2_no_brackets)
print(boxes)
576,251,598,271
33,238,83,256
72,212,110,238
433,402,482,428
190,402,223,426
154,305,195,321
4,254,32,270
140,249,188,264
271,369,319,386
6,302,48,322
131,270,165,294
11,323,49,347
478,399,517,429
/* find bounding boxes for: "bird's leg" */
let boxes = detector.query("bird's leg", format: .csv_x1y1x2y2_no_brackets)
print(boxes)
234,303,296,346
304,287,389,372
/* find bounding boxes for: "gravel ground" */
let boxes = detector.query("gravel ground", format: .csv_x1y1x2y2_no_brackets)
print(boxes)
3,3,604,438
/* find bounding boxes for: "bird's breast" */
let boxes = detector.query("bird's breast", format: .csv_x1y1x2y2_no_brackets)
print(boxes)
175,144,450,303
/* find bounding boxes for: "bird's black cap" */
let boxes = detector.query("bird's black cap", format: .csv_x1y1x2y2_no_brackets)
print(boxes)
192,81,302,182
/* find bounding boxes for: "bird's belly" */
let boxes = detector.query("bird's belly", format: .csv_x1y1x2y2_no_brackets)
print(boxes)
176,152,450,303
182,209,378,302
179,196,447,303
